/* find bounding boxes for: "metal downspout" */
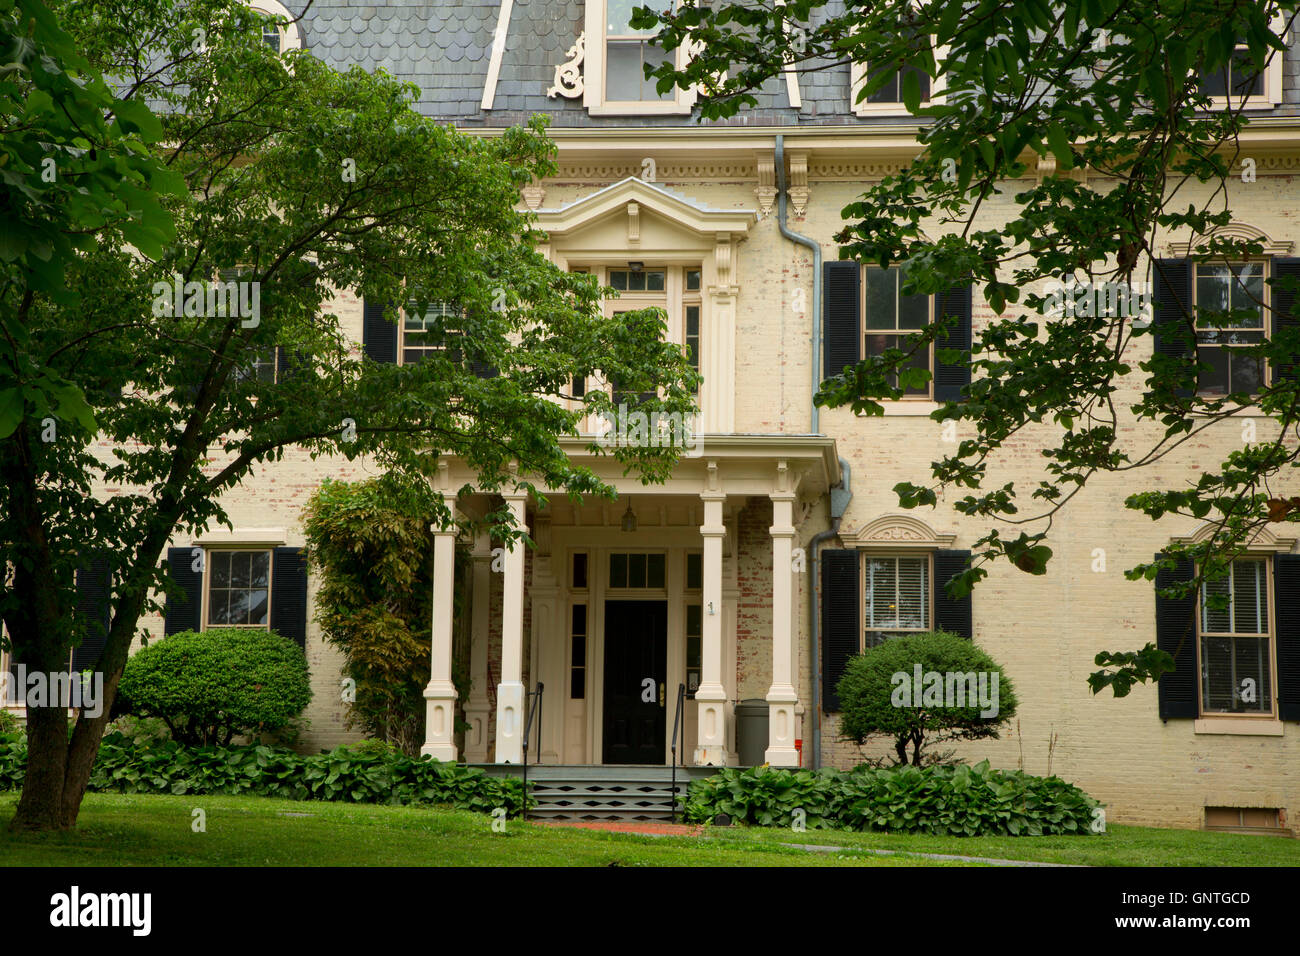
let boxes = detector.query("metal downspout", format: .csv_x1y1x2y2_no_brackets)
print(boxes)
776,134,847,770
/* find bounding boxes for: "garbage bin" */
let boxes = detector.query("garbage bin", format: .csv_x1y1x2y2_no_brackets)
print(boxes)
734,698,769,767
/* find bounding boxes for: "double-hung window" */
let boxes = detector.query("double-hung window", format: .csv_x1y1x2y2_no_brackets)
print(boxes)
1194,262,1267,396
863,265,933,398
584,0,697,115
1199,558,1274,715
206,550,271,628
863,554,931,648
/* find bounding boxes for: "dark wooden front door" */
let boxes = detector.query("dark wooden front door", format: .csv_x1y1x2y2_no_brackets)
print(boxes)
602,600,667,764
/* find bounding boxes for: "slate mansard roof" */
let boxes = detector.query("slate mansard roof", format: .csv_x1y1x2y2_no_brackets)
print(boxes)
287,0,1300,128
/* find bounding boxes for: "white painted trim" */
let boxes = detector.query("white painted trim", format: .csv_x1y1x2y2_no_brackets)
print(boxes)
480,0,515,111
783,65,802,110
1194,717,1285,736
192,528,287,547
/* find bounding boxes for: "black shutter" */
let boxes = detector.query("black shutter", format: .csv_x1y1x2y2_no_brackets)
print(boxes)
821,549,860,711
1152,259,1195,399
933,549,973,638
1270,257,1300,385
1273,555,1300,721
823,260,860,379
163,546,203,636
1154,553,1198,719
362,299,398,364
933,285,972,402
72,556,111,671
270,547,309,649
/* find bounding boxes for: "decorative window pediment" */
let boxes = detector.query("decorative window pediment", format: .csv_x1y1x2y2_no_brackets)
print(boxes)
840,514,956,550
1170,522,1299,554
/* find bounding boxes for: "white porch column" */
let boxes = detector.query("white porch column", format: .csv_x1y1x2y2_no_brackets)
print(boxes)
765,465,800,766
695,484,729,766
462,531,492,763
421,493,459,762
494,489,528,763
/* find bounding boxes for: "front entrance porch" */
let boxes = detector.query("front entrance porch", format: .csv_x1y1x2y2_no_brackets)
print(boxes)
419,436,840,769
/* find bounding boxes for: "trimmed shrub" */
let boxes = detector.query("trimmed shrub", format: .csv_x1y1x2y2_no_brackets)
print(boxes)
837,630,1018,766
682,762,1101,837
117,628,311,746
0,734,527,816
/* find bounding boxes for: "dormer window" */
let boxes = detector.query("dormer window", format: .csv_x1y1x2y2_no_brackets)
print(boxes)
1193,12,1286,110
247,0,302,54
584,0,697,115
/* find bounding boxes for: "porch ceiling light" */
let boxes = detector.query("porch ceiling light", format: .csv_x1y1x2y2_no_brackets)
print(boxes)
620,500,637,532
627,261,644,272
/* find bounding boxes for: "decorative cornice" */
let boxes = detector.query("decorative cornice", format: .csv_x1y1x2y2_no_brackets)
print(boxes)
807,159,910,181
551,161,757,183
787,149,810,218
755,151,775,218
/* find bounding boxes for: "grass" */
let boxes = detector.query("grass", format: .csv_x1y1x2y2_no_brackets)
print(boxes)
2,793,1293,867
704,819,1300,867
0,794,961,867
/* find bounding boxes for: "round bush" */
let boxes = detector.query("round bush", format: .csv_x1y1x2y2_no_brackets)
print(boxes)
118,628,311,745
837,630,1018,766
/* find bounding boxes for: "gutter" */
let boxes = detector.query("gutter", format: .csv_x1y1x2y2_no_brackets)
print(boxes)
775,135,852,770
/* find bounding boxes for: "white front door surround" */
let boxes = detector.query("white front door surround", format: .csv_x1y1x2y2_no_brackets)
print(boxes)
421,438,840,767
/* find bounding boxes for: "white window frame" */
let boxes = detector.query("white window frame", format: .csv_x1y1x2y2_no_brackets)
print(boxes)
861,551,932,650
1195,556,1279,719
1192,258,1270,396
861,263,935,400
1196,10,1287,111
850,31,948,118
584,0,698,115
247,0,302,52
202,548,273,630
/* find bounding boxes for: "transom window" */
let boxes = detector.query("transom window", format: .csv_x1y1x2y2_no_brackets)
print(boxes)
863,554,930,648
610,268,666,292
1199,558,1274,715
609,552,667,589
206,550,270,627
1194,262,1266,396
863,266,933,398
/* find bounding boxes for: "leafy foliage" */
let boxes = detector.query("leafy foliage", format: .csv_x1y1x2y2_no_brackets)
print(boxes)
1,0,696,829
302,478,461,754
638,0,1300,696
837,631,1018,766
682,761,1101,837
117,629,311,746
0,734,527,815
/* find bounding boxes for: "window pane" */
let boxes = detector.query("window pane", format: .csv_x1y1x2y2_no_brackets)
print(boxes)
864,268,897,331
1202,635,1272,713
610,552,628,588
865,557,898,628
246,589,269,626
610,270,629,291
572,603,587,637
208,589,230,625
866,65,901,102
628,552,647,587
1229,349,1264,395
899,290,929,331
252,552,270,586
572,629,586,667
571,666,585,700
686,604,702,638
607,40,644,100
897,557,929,629
1199,66,1228,97
647,553,666,589
209,551,230,589
607,0,650,33
1198,346,1230,396
646,269,666,292
686,305,700,337
1202,575,1232,632
573,552,588,589
686,269,701,291
1231,560,1265,634
686,552,702,590
231,551,251,589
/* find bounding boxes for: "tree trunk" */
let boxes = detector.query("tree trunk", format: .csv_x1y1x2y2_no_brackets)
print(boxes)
10,704,71,831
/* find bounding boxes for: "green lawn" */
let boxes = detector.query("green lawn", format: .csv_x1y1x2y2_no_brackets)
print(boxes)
0,794,959,867
0,793,1292,867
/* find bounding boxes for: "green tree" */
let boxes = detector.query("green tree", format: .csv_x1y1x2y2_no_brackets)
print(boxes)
0,0,697,830
836,631,1018,767
641,0,1300,696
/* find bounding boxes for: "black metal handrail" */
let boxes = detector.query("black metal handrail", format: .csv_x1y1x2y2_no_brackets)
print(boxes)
669,682,686,822
520,682,544,822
